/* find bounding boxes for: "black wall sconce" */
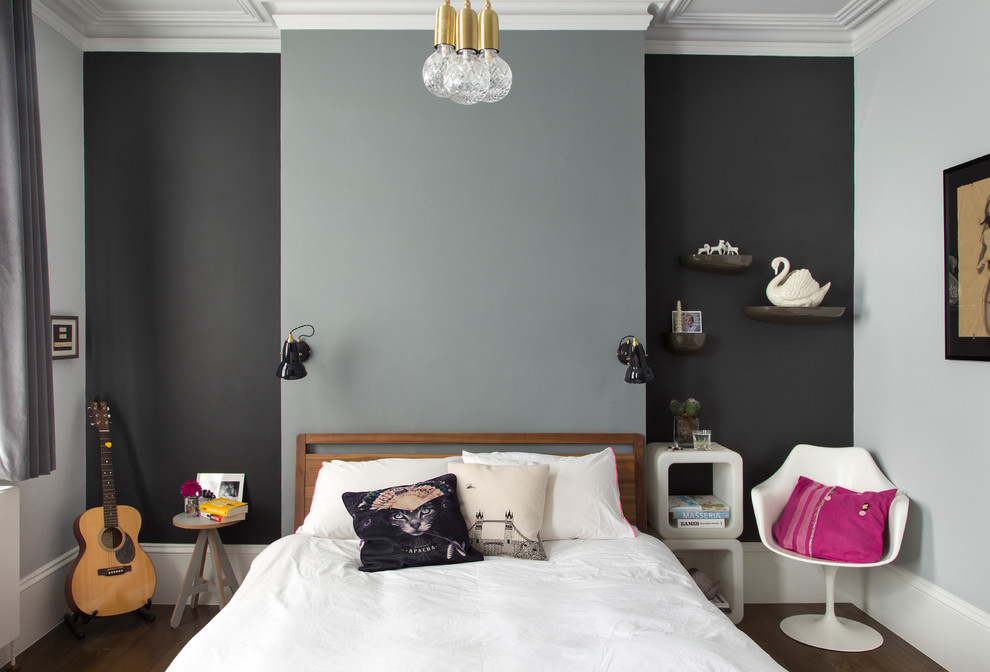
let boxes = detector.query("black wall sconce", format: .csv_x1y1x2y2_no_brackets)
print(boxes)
277,324,315,380
616,335,654,384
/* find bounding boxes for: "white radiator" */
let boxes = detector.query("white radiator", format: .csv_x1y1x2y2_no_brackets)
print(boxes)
0,486,19,656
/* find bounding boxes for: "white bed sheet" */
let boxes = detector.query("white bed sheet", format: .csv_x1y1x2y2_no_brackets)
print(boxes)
167,533,784,672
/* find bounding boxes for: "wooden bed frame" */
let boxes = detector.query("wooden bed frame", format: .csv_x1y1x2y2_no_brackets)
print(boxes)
295,432,645,531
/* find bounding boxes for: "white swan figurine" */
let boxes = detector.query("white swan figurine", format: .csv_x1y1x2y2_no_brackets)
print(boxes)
765,257,830,307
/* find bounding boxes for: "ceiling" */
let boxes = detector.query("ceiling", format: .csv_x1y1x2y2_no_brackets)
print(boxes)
33,0,937,56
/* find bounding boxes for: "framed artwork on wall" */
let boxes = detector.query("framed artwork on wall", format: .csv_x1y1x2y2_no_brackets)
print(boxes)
52,315,78,359
944,152,990,360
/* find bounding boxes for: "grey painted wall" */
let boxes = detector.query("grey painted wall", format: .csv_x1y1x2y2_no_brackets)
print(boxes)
84,53,281,544
280,31,647,533
855,0,990,613
645,56,855,542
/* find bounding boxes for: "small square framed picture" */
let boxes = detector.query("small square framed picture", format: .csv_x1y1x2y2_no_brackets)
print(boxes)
52,315,79,359
197,473,245,501
673,310,703,333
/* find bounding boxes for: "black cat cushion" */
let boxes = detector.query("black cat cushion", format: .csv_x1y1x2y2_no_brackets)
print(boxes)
341,473,484,572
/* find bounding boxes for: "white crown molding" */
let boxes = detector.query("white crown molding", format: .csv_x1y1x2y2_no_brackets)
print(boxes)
40,0,276,30
32,2,87,51
850,0,938,54
32,0,933,55
644,0,936,58
268,1,655,31
35,0,280,47
83,36,282,53
649,0,690,24
836,0,890,29
645,38,854,58
272,15,652,31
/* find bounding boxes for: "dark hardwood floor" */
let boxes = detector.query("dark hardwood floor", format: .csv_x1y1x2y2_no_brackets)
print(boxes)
7,605,217,672
737,603,948,672
8,603,946,671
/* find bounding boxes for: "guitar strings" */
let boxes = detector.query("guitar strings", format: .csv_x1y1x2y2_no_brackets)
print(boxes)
101,435,119,571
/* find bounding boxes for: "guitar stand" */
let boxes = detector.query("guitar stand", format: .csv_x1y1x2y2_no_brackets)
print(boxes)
63,599,155,639
63,610,97,639
137,599,156,622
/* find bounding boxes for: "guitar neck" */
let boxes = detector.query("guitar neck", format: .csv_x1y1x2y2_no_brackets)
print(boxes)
98,428,118,529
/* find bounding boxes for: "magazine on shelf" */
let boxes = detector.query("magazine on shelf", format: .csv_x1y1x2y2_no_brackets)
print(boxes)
670,509,730,519
672,517,726,528
667,494,729,513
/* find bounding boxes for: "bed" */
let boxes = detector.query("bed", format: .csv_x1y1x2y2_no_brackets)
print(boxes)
166,433,784,671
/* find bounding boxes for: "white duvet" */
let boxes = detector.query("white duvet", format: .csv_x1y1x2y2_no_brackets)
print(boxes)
167,533,784,671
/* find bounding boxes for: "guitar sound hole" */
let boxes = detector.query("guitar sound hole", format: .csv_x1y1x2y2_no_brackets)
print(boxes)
99,526,124,552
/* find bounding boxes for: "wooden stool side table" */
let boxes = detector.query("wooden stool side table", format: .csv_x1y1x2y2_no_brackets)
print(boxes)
170,513,242,628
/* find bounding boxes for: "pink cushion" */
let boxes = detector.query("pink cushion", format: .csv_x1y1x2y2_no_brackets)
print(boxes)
772,476,897,563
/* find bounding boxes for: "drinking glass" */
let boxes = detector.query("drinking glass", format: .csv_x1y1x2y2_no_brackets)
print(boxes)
692,429,712,450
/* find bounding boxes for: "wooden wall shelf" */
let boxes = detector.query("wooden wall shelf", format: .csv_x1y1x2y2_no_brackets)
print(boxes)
661,332,706,354
679,254,753,274
743,306,845,324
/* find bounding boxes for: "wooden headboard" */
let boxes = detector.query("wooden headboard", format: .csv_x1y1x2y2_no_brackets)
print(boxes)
295,433,645,531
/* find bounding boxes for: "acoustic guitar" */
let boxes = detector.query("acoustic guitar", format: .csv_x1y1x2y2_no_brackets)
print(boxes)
64,400,156,618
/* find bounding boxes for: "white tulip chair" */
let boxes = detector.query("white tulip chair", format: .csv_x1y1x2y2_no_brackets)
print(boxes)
751,444,909,652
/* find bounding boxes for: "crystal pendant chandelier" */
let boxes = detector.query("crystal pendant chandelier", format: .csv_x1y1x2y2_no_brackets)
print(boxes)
423,0,512,105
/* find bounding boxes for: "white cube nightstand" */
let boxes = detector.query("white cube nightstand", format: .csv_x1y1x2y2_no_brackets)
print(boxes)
646,442,744,624
647,442,743,539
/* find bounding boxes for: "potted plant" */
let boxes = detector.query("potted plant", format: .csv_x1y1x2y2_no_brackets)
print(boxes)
670,398,701,446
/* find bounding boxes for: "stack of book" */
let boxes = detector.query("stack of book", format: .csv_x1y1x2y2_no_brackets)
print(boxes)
200,497,248,522
668,494,729,529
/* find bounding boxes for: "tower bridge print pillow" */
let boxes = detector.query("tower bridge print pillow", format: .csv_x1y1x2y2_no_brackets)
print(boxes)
447,462,550,561
341,473,483,572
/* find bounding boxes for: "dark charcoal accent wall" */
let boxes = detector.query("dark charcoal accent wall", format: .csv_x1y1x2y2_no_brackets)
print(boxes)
645,56,854,541
84,53,280,544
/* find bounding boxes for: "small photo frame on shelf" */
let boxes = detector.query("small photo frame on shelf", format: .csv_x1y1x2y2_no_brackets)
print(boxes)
197,473,245,501
51,315,78,359
673,310,703,333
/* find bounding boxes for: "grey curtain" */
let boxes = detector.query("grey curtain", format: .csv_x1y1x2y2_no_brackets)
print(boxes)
0,0,55,481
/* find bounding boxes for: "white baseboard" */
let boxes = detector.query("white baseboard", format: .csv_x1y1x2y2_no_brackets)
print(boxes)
3,543,266,664
143,542,268,609
850,562,990,672
5,549,76,664
743,541,829,603
743,542,990,672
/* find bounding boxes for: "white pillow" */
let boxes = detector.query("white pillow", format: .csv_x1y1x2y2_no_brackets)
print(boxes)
447,462,550,560
297,457,461,539
461,448,635,540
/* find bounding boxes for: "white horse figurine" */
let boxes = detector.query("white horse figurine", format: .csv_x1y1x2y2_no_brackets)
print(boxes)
698,239,740,255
